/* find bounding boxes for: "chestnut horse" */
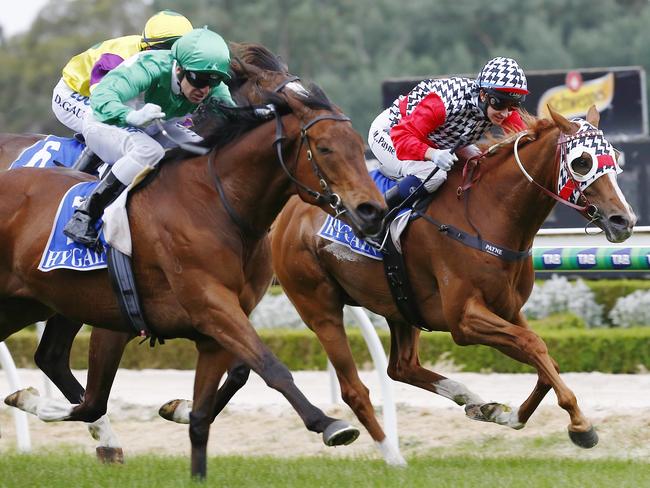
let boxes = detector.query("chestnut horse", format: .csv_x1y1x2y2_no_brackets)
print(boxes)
268,106,636,453
0,58,385,478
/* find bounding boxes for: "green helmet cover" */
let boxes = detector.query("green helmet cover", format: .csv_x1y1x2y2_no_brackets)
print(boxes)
172,28,231,79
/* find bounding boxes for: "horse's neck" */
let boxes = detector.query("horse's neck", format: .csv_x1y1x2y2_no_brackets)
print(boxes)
442,128,560,252
210,117,298,236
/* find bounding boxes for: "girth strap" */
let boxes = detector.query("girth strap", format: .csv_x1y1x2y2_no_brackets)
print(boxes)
107,246,163,346
381,233,433,332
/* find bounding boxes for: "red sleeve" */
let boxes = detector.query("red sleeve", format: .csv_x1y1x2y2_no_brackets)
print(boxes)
389,92,446,161
503,110,526,132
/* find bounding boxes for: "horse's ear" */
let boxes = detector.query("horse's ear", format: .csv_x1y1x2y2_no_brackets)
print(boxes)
585,105,600,128
547,104,579,134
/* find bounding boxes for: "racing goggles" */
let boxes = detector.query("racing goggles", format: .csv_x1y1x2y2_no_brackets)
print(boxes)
184,70,224,89
486,91,525,111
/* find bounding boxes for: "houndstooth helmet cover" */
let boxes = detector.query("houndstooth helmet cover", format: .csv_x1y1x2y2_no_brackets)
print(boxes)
477,57,528,94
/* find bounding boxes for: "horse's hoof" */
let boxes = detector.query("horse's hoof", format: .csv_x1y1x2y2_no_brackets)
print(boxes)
568,425,599,448
323,420,359,446
96,446,124,464
158,399,191,424
4,387,39,407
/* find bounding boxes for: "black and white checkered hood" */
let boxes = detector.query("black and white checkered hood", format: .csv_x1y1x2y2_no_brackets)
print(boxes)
557,120,622,203
388,77,492,149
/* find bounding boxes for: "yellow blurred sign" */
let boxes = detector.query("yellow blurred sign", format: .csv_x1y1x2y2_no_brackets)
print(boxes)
537,72,614,119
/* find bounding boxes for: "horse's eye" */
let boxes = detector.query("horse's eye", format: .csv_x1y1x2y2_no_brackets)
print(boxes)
317,146,332,155
570,155,593,176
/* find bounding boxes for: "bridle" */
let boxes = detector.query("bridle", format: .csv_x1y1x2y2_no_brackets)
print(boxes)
270,76,350,211
511,128,600,221
208,75,353,236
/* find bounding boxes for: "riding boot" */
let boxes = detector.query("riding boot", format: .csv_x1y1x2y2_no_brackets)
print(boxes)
63,171,126,246
72,146,103,175
384,175,428,209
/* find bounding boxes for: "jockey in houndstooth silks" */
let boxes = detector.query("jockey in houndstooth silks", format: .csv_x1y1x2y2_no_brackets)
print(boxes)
368,57,528,207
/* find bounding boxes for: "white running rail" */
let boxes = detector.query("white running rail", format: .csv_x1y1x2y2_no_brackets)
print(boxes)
0,341,31,451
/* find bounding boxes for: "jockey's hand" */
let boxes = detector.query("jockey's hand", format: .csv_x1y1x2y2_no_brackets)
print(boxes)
125,104,166,128
253,104,275,120
427,148,458,171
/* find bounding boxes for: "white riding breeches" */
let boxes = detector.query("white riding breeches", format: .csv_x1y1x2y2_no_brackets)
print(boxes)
51,78,91,133
368,108,447,192
82,113,165,186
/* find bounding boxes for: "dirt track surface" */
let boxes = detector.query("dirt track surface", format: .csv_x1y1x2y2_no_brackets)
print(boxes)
1,369,649,460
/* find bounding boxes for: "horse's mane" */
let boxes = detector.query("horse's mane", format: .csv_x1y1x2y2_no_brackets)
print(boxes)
229,42,288,73
191,42,336,149
480,111,556,154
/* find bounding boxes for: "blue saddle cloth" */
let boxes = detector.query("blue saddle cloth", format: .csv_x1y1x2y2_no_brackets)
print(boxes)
316,170,398,261
7,135,107,272
10,135,84,170
37,181,108,272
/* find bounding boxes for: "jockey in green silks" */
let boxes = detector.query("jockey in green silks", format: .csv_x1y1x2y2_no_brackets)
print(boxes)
63,27,234,247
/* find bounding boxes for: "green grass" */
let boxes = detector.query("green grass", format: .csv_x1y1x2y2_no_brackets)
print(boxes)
0,451,648,488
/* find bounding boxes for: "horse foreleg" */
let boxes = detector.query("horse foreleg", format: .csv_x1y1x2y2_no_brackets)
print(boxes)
190,290,359,447
456,296,597,448
385,319,489,415
33,316,123,461
159,351,247,425
69,328,133,423
309,309,405,466
189,340,233,479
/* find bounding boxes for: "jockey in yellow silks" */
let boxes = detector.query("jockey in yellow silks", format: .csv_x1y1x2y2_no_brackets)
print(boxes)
63,28,235,247
368,57,528,207
52,10,193,134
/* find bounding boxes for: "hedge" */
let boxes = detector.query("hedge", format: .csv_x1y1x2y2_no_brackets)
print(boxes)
5,322,650,374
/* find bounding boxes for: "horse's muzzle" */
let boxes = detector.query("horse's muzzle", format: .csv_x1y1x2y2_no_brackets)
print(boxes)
602,212,637,243
350,201,386,238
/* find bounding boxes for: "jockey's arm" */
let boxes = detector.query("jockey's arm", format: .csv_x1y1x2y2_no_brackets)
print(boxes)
90,56,159,126
389,92,446,161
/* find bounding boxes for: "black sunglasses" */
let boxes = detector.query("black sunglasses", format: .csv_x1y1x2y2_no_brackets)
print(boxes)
184,70,223,89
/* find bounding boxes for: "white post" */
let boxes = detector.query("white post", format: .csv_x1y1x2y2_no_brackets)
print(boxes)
344,306,400,452
0,342,31,452
326,359,341,404
35,321,54,397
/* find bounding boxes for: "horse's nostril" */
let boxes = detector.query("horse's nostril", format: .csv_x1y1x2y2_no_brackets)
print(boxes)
357,202,384,222
609,215,629,228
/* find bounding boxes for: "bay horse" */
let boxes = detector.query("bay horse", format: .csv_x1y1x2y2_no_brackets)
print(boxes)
0,56,385,478
0,44,293,463
267,106,635,453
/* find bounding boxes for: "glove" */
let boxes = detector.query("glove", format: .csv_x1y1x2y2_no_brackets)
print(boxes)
427,148,458,171
125,104,166,128
253,104,276,120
